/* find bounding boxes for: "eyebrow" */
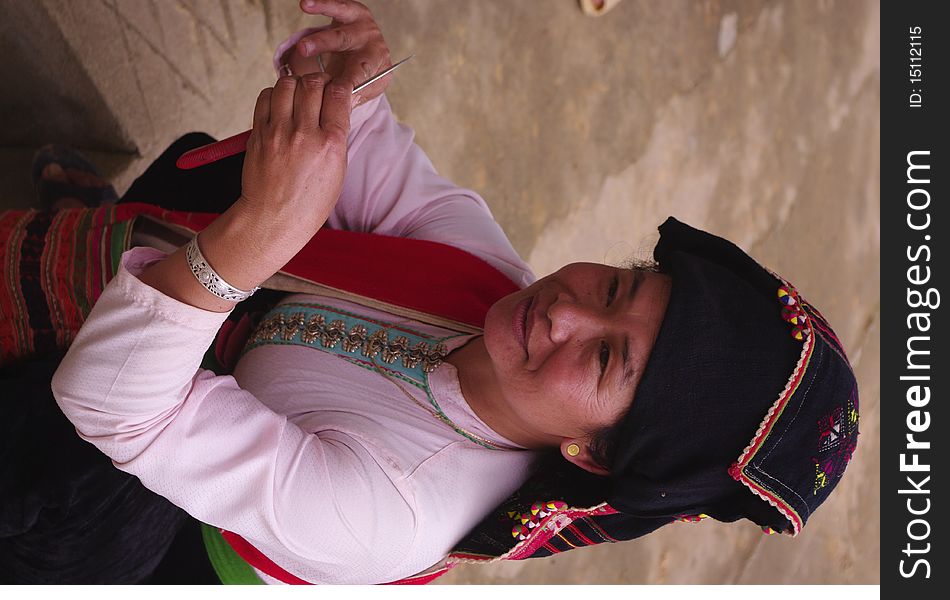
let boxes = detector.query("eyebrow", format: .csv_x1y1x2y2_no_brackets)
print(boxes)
619,270,643,389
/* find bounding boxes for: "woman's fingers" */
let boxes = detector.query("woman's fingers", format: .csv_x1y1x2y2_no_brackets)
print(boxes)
299,0,369,24
294,0,392,106
294,72,331,130
270,76,299,125
341,46,390,97
267,69,345,136
296,23,368,57
319,80,353,141
284,44,323,77
253,87,272,128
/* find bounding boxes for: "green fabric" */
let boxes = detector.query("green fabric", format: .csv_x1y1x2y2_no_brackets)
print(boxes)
108,210,131,276
200,523,265,585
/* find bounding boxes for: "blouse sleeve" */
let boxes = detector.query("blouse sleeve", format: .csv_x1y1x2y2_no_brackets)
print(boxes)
51,248,420,584
334,94,534,288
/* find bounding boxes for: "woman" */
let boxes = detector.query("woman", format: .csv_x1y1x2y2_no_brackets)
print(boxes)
3,0,858,585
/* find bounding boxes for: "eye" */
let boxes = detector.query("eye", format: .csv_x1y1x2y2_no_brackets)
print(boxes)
599,341,610,376
607,274,619,307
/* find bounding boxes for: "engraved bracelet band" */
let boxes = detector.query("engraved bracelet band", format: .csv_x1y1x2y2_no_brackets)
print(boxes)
185,235,259,303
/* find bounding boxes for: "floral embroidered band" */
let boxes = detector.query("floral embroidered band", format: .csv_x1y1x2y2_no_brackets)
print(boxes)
244,302,451,378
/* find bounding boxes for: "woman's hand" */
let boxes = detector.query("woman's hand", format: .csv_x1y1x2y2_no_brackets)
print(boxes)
238,72,352,236
286,0,393,107
139,73,353,313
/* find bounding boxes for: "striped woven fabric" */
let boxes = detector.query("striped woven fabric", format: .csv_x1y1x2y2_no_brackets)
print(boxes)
0,207,134,366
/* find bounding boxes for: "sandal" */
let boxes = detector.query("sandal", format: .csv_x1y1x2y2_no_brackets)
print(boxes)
578,0,624,17
31,145,119,211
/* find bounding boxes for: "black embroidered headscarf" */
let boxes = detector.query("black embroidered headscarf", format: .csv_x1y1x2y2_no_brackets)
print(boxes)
451,217,859,564
609,217,860,534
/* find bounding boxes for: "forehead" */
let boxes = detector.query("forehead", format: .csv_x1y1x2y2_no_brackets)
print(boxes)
554,261,661,282
611,267,672,395
555,262,667,302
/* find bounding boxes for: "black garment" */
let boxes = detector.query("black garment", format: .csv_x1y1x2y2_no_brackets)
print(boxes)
0,134,242,584
121,132,245,213
0,355,189,583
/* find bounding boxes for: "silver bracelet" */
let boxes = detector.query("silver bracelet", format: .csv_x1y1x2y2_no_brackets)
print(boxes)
185,235,259,302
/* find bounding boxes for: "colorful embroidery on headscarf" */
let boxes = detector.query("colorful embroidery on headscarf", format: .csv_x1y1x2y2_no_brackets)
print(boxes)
509,500,568,541
812,386,859,495
802,298,852,370
777,284,810,341
674,513,709,523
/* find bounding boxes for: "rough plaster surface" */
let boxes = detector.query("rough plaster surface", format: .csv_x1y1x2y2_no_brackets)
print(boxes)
0,0,879,585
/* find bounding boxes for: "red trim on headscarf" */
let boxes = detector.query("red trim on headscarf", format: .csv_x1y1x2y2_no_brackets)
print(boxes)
501,505,620,561
728,317,816,537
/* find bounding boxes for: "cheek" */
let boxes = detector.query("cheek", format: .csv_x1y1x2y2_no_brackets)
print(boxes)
526,353,596,410
546,339,592,380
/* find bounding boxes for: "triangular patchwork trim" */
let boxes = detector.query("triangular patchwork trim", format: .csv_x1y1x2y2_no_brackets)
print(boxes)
727,279,816,536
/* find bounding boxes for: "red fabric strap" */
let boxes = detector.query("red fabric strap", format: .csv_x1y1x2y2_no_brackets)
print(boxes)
219,531,310,585
117,203,520,329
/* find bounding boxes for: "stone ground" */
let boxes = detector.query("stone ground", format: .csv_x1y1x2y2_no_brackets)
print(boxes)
0,0,879,585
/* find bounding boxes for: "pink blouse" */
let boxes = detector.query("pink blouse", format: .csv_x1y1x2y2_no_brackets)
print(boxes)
52,93,539,583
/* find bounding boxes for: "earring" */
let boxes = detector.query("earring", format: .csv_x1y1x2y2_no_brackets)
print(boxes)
566,443,581,457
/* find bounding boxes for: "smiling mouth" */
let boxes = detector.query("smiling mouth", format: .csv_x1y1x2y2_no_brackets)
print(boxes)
514,296,531,356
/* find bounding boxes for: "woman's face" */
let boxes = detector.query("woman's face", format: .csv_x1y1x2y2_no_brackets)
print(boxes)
483,263,671,442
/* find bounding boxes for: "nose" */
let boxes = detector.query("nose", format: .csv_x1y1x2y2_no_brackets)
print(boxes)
547,293,609,344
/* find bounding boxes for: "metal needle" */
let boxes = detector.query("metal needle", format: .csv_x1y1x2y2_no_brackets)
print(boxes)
353,54,414,94
176,54,415,170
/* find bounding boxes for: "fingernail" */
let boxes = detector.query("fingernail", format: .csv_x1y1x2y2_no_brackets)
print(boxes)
303,0,316,8
301,42,314,56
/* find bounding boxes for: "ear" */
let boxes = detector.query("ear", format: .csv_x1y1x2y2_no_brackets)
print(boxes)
560,439,610,477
